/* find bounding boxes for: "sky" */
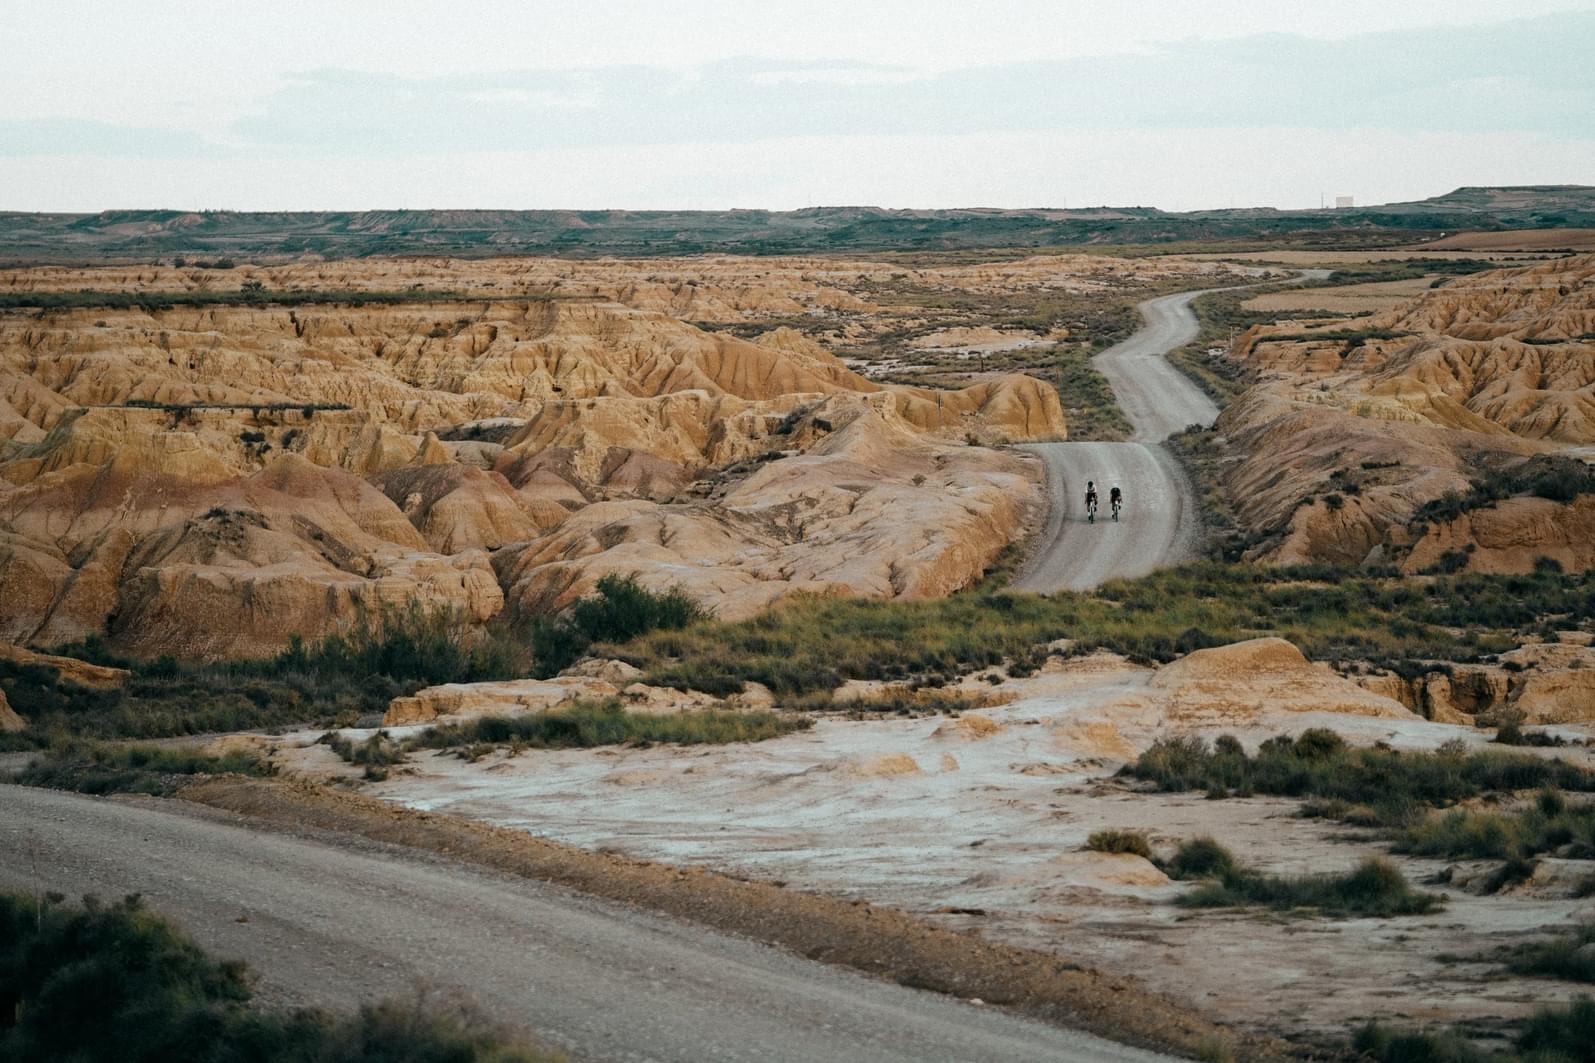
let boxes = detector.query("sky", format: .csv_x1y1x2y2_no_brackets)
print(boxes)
2,0,1593,212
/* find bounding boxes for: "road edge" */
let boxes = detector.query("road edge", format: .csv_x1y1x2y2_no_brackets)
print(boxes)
178,776,1303,1063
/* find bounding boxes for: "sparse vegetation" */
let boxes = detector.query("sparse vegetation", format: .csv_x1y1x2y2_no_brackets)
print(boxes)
321,731,409,779
277,600,532,689
1395,789,1595,863
15,741,269,796
1175,851,1441,918
1502,923,1595,984
1049,344,1133,440
1413,455,1595,526
0,891,557,1062
1124,731,1595,828
0,288,555,311
407,700,810,754
1353,996,1595,1063
0,651,373,751
1085,829,1155,859
616,562,1592,703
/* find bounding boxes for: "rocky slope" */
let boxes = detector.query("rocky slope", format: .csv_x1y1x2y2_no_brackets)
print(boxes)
1211,254,1595,568
0,255,1159,658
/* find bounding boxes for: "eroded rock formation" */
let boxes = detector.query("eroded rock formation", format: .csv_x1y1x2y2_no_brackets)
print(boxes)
0,254,1109,657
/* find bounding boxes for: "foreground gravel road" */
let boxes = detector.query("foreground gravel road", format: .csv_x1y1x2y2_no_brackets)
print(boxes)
0,786,1175,1063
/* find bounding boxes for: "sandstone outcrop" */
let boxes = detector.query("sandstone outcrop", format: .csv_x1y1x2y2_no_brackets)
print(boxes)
382,676,621,725
1402,494,1595,575
1355,639,1595,727
0,643,130,688
1148,638,1410,723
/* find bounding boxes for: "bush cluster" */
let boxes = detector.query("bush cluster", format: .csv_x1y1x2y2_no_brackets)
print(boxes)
0,892,555,1062
410,700,809,755
1123,731,1595,828
16,741,270,796
1395,789,1595,864
1175,848,1440,918
529,574,710,677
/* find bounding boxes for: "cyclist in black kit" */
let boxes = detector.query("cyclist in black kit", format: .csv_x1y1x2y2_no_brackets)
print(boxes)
1084,480,1098,522
1109,484,1123,521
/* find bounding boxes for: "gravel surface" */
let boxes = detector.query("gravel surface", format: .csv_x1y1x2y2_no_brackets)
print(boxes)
1011,288,1219,593
1094,289,1223,445
1009,441,1200,593
1015,275,1330,593
0,784,1181,1063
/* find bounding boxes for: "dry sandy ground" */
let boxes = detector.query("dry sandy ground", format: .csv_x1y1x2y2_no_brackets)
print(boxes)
1241,277,1440,315
284,656,1595,1047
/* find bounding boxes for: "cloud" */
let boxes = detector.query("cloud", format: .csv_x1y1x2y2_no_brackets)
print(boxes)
9,127,1595,213
2,10,1589,210
0,119,218,158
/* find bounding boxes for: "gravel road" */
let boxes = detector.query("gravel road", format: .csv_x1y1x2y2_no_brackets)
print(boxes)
0,786,1175,1063
1011,277,1323,594
1094,289,1222,444
1009,441,1199,593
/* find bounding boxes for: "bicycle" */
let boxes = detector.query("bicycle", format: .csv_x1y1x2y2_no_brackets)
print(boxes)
1086,497,1097,523
1111,497,1122,522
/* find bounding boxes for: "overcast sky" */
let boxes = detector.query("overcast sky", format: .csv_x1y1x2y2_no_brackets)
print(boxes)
3,1,1592,212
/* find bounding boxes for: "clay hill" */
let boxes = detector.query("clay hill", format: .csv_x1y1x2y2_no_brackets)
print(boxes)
1211,254,1595,570
0,256,1092,659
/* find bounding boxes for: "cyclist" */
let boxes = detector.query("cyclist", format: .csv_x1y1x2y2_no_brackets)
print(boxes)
1084,480,1098,523
1109,484,1123,521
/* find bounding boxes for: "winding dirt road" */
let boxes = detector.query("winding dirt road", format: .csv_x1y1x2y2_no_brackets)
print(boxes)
0,786,1175,1063
1012,284,1255,593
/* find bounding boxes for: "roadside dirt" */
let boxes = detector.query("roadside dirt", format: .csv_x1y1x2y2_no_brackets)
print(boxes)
180,776,1298,1062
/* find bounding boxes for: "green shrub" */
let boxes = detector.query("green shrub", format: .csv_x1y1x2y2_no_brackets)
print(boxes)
1085,829,1154,859
16,741,269,796
0,892,555,1062
1179,855,1440,918
1124,733,1595,828
410,700,810,753
1396,794,1595,863
1164,837,1239,881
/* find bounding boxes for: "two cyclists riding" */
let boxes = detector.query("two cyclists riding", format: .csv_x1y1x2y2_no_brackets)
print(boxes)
1084,480,1123,523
